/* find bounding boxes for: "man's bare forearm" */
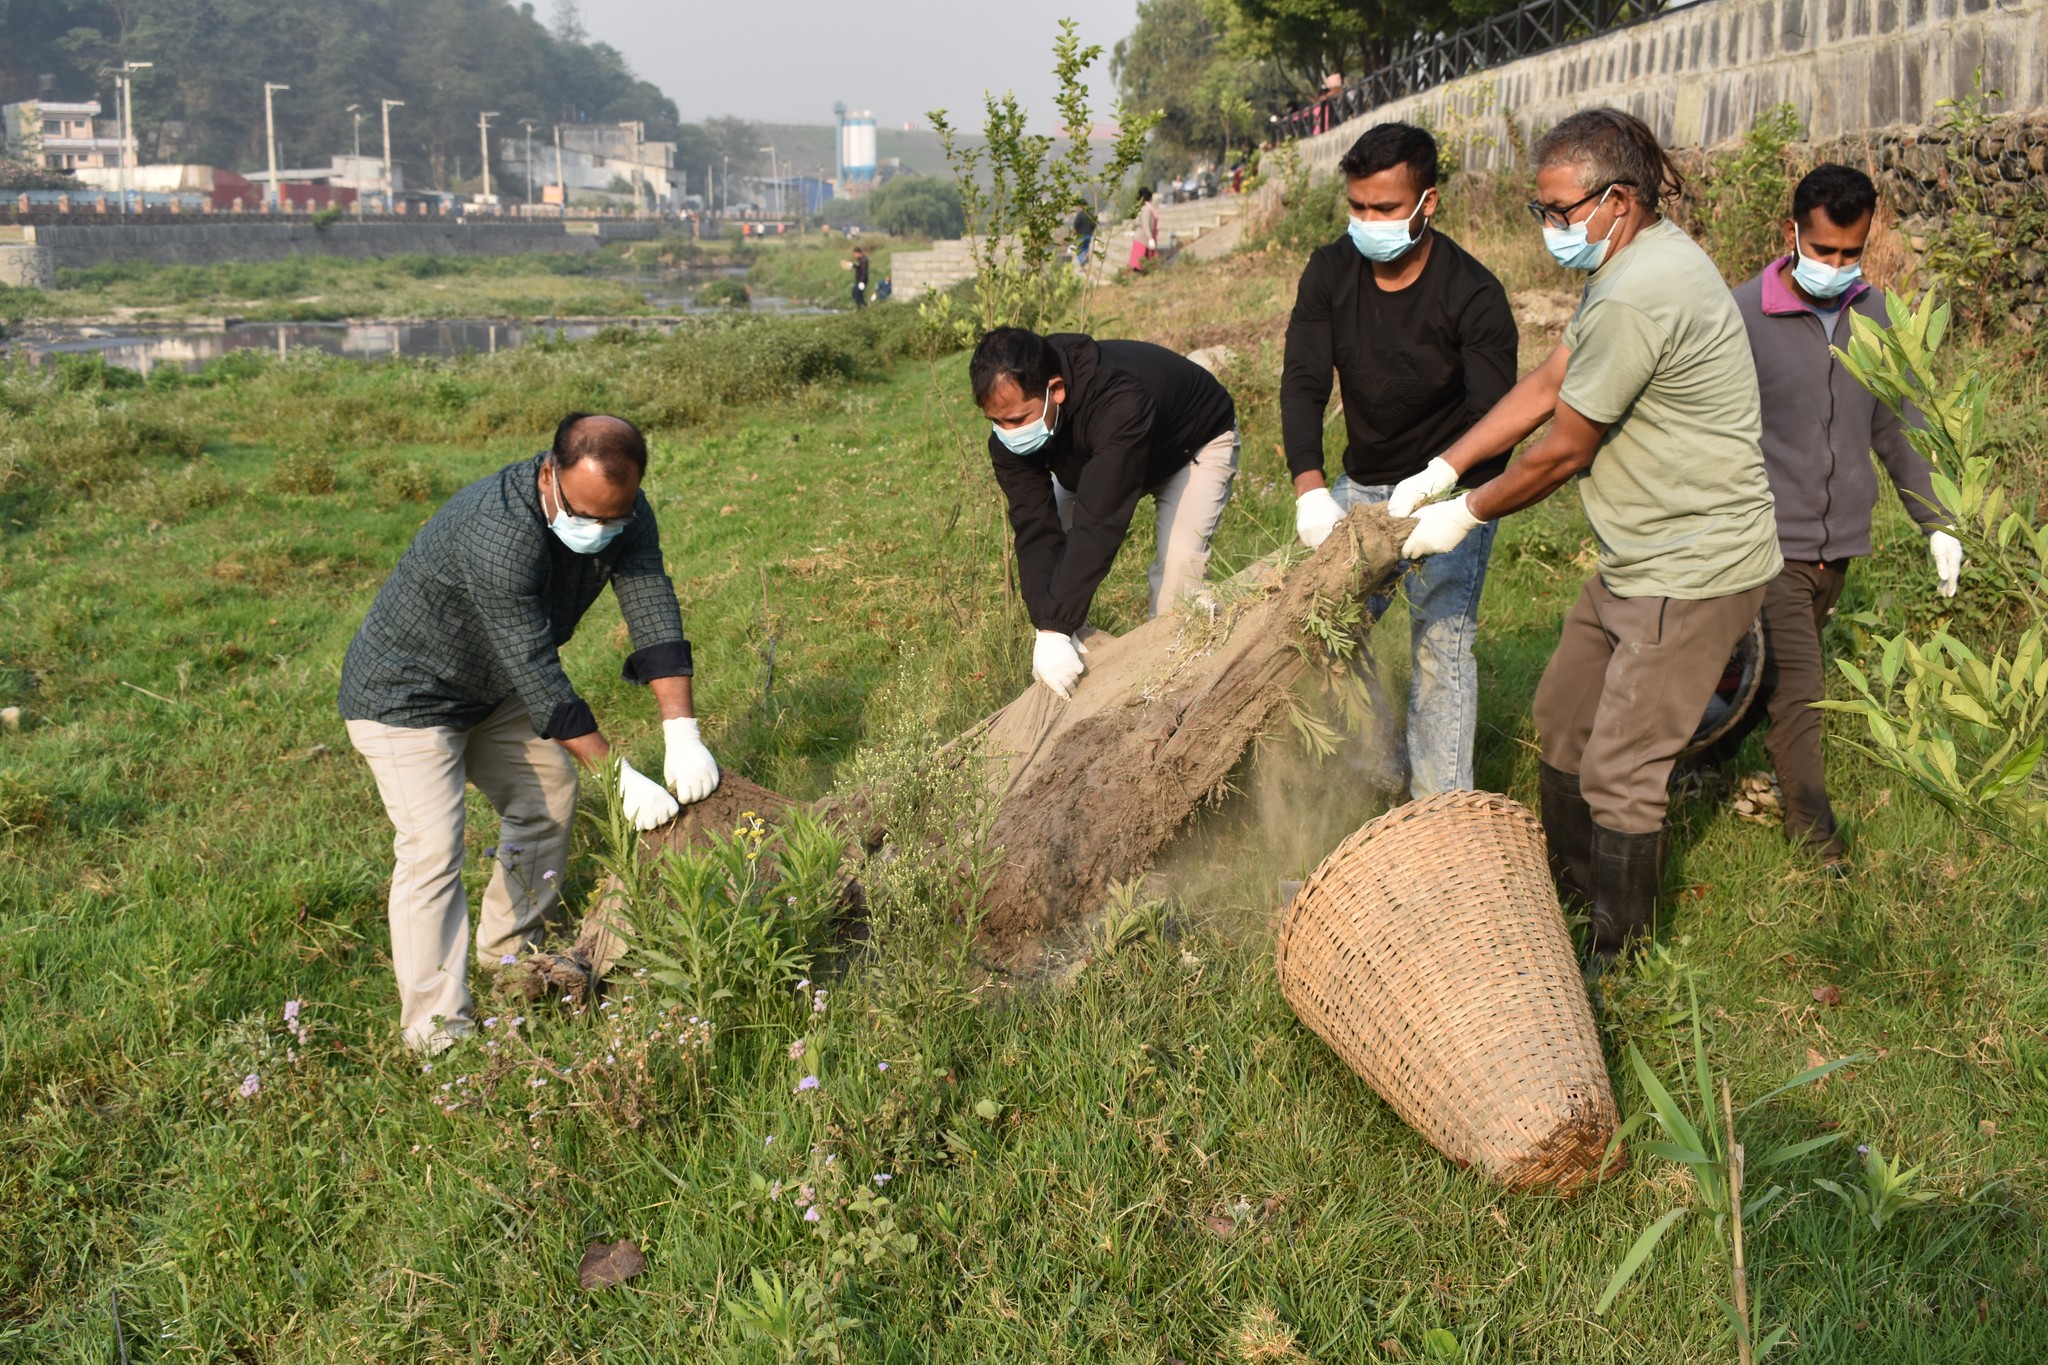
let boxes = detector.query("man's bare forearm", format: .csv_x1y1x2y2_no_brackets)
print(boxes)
1438,343,1571,476
1465,401,1607,521
650,675,694,721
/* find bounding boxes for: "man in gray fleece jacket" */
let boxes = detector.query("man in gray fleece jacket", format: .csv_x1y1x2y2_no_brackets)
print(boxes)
1729,163,1961,867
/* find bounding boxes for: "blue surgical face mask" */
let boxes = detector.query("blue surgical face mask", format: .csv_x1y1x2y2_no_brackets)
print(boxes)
547,462,628,555
1790,225,1863,299
992,389,1058,456
1542,185,1619,272
1348,193,1431,263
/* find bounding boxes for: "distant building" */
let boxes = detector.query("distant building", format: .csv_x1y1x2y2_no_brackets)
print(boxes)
2,99,126,171
500,121,676,207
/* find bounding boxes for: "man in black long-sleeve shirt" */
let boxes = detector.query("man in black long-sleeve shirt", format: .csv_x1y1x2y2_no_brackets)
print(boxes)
1280,122,1518,796
973,326,1238,697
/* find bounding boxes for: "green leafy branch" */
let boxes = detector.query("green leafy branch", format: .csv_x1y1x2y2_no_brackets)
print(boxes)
1824,284,2048,839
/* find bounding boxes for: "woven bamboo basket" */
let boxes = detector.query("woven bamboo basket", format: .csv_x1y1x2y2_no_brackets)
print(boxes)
1274,790,1618,1191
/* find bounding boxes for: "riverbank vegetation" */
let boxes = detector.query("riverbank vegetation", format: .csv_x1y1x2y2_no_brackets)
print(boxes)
2,164,2044,1359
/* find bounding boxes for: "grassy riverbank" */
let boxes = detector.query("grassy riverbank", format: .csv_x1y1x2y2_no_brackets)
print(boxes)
1,182,2044,1361
0,236,917,326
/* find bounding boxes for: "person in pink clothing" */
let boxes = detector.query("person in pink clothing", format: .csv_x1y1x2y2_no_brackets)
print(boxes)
1128,187,1160,272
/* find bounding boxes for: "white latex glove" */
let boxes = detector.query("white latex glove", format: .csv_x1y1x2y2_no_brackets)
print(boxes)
1387,457,1459,518
1401,493,1485,559
617,758,680,831
1295,485,1344,548
1032,629,1086,699
662,716,720,805
1929,530,1962,598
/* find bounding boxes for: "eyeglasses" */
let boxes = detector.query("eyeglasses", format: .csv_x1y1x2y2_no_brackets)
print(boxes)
1525,182,1630,231
548,459,637,528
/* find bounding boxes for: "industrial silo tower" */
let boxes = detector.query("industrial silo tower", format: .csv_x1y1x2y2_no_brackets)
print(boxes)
835,103,877,195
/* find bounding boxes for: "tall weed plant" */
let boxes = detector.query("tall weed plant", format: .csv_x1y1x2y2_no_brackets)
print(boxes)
1824,285,2048,839
926,18,1158,339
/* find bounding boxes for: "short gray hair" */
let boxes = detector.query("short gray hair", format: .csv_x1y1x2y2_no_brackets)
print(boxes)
1533,108,1684,210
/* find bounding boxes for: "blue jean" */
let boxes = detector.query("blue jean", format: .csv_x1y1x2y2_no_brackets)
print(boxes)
1331,475,1499,797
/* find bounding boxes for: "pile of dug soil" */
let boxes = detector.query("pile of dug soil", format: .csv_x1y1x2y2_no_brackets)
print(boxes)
589,503,1408,965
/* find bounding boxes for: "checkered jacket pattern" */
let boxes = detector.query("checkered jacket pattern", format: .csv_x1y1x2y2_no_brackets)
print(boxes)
338,454,691,739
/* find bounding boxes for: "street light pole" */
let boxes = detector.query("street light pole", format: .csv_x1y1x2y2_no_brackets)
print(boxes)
520,118,537,207
553,123,565,213
347,103,362,158
381,98,404,210
478,110,499,206
264,81,290,211
112,60,151,215
759,144,778,218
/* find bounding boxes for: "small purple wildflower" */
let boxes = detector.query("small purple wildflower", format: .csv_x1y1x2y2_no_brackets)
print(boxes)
542,869,557,882
803,1206,821,1223
483,846,497,858
788,1039,806,1060
238,1073,261,1098
812,991,828,1015
484,1017,499,1030
500,953,519,966
877,1061,889,1072
794,1075,820,1093
764,1135,775,1146
1857,1144,1871,1155
873,1173,893,1186
283,999,301,1025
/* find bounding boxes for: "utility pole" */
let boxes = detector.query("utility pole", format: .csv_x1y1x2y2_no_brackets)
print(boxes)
520,118,537,207
347,103,362,158
264,81,290,211
553,123,565,213
759,143,779,219
380,98,404,211
111,60,151,215
721,155,729,214
478,110,499,206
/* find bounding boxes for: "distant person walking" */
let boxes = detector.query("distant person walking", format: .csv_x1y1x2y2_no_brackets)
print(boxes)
850,246,870,309
1129,187,1160,273
1072,199,1098,268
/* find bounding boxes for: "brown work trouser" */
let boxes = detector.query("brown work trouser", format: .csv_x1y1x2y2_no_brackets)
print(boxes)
1755,561,1850,855
1534,576,1768,834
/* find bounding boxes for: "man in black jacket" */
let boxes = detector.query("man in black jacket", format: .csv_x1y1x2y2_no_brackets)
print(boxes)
973,326,1238,697
1281,122,1519,796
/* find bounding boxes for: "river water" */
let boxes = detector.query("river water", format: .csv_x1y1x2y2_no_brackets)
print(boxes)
1,272,825,375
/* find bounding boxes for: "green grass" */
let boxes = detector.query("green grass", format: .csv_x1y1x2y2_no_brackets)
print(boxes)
742,238,904,308
2,205,2045,1362
0,252,669,325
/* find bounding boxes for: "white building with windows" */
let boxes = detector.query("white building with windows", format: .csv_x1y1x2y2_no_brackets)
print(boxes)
2,99,126,171
498,121,676,207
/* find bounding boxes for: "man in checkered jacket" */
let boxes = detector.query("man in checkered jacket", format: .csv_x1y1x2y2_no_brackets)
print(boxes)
339,413,717,1052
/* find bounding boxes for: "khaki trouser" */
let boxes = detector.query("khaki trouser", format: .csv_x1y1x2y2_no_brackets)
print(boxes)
1053,427,1239,617
345,696,579,1052
1534,576,1767,834
1755,561,1851,855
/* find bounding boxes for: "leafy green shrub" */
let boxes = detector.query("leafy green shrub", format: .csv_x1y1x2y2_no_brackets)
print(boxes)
695,278,751,309
1690,103,1803,284
266,449,339,495
865,175,966,239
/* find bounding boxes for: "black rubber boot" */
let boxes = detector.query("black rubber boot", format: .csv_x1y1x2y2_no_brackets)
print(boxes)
1539,762,1595,909
1589,823,1666,960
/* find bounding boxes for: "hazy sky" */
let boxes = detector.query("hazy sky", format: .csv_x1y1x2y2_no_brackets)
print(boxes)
576,0,1144,130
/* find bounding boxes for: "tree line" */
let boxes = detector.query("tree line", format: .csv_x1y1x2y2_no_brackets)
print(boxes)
0,0,767,196
1115,0,1518,174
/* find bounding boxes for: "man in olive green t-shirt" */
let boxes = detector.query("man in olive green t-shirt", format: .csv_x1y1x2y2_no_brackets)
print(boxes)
1390,108,1780,965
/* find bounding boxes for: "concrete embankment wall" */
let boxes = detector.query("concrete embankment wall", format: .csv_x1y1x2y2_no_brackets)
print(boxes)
9,219,668,273
1298,0,2048,173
